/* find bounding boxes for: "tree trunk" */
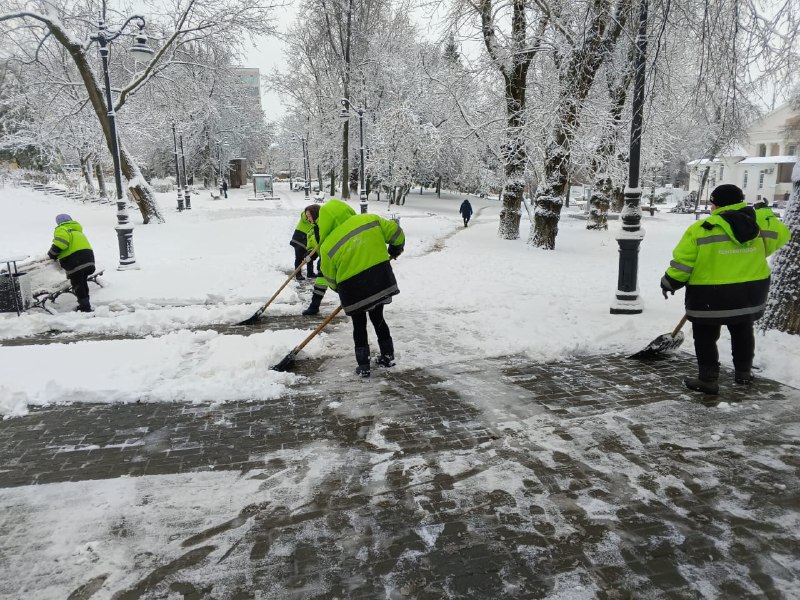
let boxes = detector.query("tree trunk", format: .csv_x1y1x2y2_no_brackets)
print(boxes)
120,142,164,223
587,41,636,230
436,176,442,197
587,176,613,230
759,168,800,334
37,19,163,223
479,0,532,241
340,0,353,199
529,0,630,249
80,153,95,196
95,163,107,200
329,169,336,195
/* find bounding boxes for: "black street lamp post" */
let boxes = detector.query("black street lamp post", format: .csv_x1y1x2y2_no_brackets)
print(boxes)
296,135,311,201
611,0,648,315
339,98,368,214
180,134,191,209
92,9,153,270
171,123,185,211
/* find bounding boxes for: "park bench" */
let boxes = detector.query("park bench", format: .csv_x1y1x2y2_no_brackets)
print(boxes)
30,270,105,313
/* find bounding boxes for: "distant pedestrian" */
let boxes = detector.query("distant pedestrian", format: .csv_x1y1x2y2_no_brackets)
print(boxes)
660,184,790,394
47,214,96,312
459,199,473,227
312,199,405,377
221,179,228,198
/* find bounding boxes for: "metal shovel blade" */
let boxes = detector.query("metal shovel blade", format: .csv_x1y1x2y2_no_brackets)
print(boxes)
238,310,263,326
628,331,685,360
270,350,297,372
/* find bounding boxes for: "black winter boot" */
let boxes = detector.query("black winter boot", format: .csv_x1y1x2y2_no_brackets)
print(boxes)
302,287,324,315
375,337,395,367
684,364,720,395
734,371,754,385
77,297,93,313
355,346,371,377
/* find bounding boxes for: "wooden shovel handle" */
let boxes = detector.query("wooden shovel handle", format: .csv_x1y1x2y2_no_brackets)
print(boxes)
292,305,344,354
261,247,319,312
672,314,688,337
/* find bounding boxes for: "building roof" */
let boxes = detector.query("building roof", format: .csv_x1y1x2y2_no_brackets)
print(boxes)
738,156,797,165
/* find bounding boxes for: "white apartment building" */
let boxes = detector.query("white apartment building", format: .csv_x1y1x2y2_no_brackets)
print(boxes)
688,103,799,206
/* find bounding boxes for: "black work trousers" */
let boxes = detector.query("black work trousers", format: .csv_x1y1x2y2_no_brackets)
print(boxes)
68,271,91,309
352,305,391,348
692,321,755,372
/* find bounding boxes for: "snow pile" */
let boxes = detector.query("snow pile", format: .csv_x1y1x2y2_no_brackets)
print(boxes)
1,183,798,417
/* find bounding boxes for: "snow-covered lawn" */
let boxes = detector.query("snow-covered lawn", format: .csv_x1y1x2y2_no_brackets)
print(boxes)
1,182,798,418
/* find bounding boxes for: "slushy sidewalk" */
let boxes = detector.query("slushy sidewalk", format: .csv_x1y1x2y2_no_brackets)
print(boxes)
1,352,799,598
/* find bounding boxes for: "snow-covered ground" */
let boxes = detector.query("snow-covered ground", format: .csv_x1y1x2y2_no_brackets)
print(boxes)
1,181,798,419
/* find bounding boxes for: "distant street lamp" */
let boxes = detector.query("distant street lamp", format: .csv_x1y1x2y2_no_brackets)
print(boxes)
180,134,191,209
339,98,368,214
171,123,185,211
217,141,228,196
294,134,311,202
92,10,153,269
610,0,648,314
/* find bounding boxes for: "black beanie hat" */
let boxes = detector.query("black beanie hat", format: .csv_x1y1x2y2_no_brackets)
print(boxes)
710,184,744,207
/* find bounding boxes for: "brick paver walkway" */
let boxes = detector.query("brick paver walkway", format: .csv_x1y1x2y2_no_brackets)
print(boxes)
1,353,799,599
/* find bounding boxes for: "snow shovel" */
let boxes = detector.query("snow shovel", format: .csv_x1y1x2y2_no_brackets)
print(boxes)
238,248,318,326
271,304,344,371
628,314,688,360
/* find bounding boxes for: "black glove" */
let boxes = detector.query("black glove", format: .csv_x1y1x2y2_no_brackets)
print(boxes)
660,275,676,299
388,245,403,258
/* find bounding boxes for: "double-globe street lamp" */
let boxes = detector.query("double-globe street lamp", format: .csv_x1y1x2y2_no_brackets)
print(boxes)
339,98,368,214
92,10,154,270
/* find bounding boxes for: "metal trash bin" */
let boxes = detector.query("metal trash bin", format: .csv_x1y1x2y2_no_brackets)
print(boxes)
0,272,32,314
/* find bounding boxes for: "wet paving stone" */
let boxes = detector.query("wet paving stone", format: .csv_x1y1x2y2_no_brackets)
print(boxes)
1,352,799,598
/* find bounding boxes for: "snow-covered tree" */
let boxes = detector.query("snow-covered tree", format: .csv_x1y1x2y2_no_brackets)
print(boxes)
0,0,279,222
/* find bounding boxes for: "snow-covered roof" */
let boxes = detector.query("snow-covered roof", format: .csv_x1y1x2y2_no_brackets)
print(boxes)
687,158,721,166
738,155,798,165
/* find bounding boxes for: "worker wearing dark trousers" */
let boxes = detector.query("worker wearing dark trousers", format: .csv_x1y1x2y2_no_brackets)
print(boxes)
661,184,789,394
290,208,318,281
47,213,96,312
311,199,405,377
301,205,327,315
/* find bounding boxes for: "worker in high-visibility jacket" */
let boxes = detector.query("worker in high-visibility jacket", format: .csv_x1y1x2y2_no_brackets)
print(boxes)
300,204,327,316
661,184,790,394
310,199,405,377
47,214,96,312
289,209,318,281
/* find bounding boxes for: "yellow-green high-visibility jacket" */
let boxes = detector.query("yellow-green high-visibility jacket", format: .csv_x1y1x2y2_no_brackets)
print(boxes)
661,202,790,324
47,220,96,276
317,199,405,315
290,211,315,251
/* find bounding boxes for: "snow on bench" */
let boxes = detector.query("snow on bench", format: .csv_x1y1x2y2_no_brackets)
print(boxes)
30,270,105,313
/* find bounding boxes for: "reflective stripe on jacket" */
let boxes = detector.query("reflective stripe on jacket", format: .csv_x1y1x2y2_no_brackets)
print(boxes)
662,202,790,324
317,199,406,315
48,220,96,276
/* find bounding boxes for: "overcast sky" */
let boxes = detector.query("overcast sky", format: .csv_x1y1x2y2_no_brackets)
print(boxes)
243,2,448,122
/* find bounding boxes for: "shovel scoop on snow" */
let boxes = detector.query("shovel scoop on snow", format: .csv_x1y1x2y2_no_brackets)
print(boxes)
628,314,688,360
